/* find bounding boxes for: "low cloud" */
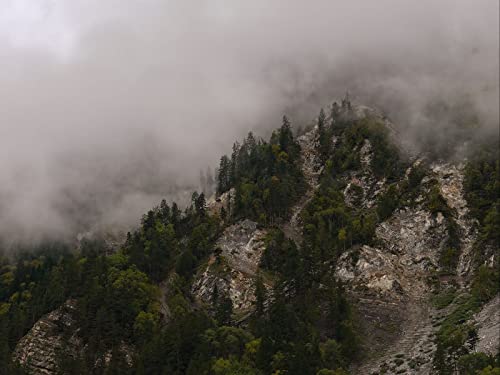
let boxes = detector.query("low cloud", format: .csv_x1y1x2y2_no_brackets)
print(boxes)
0,0,498,243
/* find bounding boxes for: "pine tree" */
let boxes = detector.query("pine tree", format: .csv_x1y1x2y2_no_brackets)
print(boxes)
171,202,180,229
279,115,293,153
159,199,170,224
193,192,206,216
318,108,326,135
216,294,233,326
220,206,227,221
212,285,233,326
212,283,219,306
318,108,332,162
254,276,266,317
230,142,240,186
217,155,231,195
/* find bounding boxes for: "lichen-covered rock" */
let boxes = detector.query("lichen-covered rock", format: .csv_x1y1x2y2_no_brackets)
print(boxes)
13,300,81,375
191,219,267,313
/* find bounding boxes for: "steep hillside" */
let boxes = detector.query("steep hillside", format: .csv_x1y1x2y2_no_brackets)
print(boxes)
1,98,498,375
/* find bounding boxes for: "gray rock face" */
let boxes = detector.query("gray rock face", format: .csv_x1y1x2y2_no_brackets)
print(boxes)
337,205,448,297
207,188,235,218
343,139,386,210
376,209,446,277
13,300,81,375
194,126,324,318
336,160,483,375
13,300,135,374
473,295,500,356
431,163,478,277
337,206,448,374
283,126,323,243
191,219,267,313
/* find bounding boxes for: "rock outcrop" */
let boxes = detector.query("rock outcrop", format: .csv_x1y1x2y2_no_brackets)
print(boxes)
13,299,135,374
472,295,500,356
191,219,267,314
283,125,323,243
431,163,478,277
336,156,490,374
337,206,448,374
13,300,81,375
207,188,235,217
343,139,386,209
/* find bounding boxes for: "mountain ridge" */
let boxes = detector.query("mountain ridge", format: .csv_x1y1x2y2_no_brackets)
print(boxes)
3,98,498,375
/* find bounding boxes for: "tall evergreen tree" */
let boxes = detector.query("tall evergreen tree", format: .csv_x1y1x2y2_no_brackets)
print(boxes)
217,155,231,195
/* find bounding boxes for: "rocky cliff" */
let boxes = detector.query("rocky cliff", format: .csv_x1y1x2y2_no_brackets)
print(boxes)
192,219,268,315
13,300,81,375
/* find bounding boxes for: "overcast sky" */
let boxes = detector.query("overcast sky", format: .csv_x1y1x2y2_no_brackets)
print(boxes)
0,0,498,243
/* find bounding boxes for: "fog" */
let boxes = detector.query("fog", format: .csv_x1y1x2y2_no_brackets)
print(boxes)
0,0,498,244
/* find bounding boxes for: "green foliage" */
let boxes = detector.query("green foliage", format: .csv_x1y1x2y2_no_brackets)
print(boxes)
211,358,259,375
471,266,499,303
260,229,300,278
426,184,451,216
301,182,376,271
217,118,306,222
320,339,346,370
464,147,499,226
317,108,334,163
187,326,259,373
253,277,266,318
0,243,81,358
328,117,405,181
464,146,500,268
430,288,456,310
434,266,499,374
376,184,400,220
407,164,426,189
214,292,233,326
457,352,498,375
424,181,462,271
124,196,220,281
317,369,349,375
76,256,159,367
175,250,196,279
477,366,500,375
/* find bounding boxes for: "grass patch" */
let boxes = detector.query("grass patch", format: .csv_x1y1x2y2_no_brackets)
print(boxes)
431,288,457,309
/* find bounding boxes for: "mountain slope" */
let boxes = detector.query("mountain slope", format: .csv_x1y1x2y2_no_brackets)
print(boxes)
2,98,498,375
